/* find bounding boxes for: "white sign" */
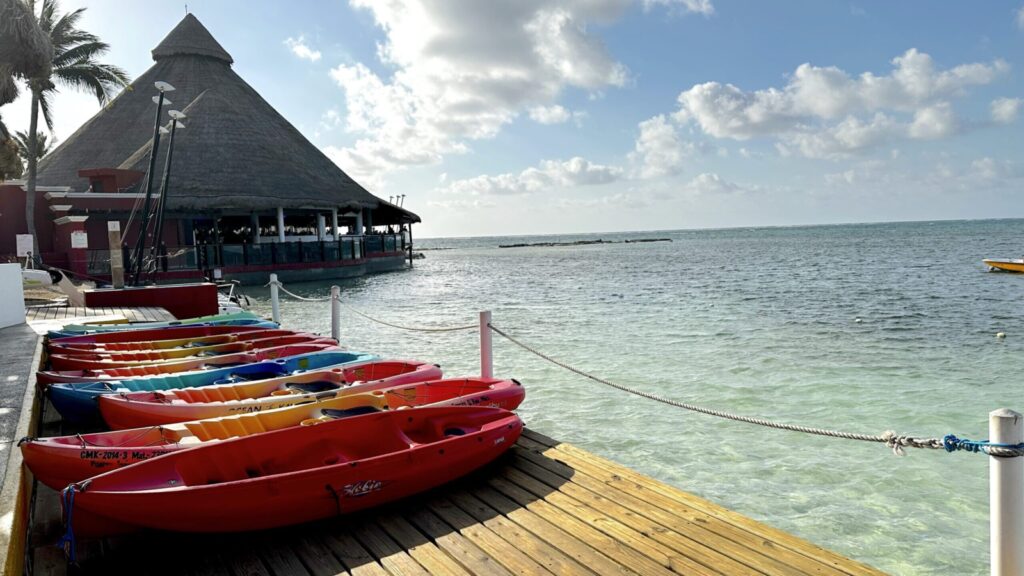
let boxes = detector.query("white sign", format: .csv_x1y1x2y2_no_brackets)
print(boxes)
107,221,121,232
15,234,33,257
71,231,89,249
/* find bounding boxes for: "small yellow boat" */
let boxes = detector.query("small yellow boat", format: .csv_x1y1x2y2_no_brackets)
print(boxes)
984,259,1024,273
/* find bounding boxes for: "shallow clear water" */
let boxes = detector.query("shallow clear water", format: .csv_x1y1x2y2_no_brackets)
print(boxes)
248,219,1024,575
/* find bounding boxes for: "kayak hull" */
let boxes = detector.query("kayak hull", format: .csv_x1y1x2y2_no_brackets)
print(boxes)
64,407,522,535
98,361,445,429
25,378,523,489
46,350,373,422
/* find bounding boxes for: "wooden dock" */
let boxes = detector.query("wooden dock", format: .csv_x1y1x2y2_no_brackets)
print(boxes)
24,424,884,575
24,305,175,325
5,306,885,575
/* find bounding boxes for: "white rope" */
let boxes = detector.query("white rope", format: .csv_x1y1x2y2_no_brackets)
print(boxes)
488,323,949,455
264,279,334,302
344,304,477,333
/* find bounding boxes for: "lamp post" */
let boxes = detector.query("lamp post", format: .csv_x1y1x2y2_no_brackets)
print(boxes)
150,109,186,280
131,81,175,285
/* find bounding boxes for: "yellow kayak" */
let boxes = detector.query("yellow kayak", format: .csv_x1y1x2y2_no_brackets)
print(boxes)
984,259,1024,273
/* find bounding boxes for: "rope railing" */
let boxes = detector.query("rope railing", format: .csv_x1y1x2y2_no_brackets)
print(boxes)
343,304,477,333
265,279,335,302
487,323,1024,458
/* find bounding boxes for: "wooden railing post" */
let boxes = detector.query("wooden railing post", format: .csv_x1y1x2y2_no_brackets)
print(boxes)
991,408,1023,576
479,310,492,379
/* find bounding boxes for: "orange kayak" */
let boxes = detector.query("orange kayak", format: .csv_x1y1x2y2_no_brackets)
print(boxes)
24,378,523,489
97,360,446,429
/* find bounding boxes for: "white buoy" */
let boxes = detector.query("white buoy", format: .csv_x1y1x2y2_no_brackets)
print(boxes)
997,332,1006,339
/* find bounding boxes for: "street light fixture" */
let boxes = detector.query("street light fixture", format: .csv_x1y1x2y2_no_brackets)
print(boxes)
132,81,176,284
150,109,187,279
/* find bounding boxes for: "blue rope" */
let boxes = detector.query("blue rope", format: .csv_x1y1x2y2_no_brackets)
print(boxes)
943,434,1024,455
56,486,77,564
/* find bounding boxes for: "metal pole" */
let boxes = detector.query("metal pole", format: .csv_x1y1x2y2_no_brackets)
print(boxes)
150,118,180,279
330,285,341,343
991,408,1023,576
479,310,492,379
132,91,166,285
269,273,281,324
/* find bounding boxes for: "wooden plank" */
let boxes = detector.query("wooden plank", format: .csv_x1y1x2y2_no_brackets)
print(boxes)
484,474,676,576
321,530,391,576
519,431,884,576
470,480,639,576
511,455,787,575
497,465,720,575
514,443,844,576
426,494,551,575
222,536,274,576
352,521,430,576
445,490,593,575
404,507,515,576
290,530,349,576
257,532,312,576
375,512,471,575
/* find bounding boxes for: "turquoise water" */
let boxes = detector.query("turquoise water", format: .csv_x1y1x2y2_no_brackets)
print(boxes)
249,219,1024,575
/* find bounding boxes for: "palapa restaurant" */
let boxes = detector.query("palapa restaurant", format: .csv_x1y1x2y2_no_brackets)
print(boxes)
0,14,419,284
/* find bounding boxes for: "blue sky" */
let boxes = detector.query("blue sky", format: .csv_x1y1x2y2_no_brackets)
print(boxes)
5,0,1023,238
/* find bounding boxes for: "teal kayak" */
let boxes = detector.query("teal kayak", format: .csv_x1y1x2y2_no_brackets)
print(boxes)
50,312,269,338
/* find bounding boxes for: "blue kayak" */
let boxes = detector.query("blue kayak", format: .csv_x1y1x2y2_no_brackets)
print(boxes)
47,318,277,339
47,350,377,422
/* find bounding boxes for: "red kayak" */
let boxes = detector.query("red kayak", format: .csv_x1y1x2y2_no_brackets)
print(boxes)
97,360,448,429
48,329,302,353
25,378,523,489
36,343,339,387
47,324,273,346
61,406,522,536
48,334,330,370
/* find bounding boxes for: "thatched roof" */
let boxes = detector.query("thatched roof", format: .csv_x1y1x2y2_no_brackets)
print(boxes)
35,14,418,222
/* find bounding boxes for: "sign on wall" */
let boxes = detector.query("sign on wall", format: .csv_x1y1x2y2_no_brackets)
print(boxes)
15,234,33,257
71,231,89,249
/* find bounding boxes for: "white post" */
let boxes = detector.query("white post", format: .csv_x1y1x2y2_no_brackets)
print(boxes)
991,408,1023,576
331,208,339,238
276,207,286,242
317,214,326,240
269,273,281,324
479,310,492,379
331,285,341,343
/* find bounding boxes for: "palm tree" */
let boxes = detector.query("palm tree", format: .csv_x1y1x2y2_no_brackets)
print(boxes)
0,0,52,138
13,129,53,161
23,0,128,257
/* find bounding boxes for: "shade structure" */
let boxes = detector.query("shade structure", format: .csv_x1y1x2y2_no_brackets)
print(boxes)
34,14,418,222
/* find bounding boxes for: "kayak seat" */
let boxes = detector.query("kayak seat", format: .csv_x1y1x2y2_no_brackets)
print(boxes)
289,381,341,393
321,406,380,419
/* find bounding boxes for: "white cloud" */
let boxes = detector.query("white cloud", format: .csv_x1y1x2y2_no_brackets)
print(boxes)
908,102,958,139
629,114,691,177
991,97,1022,124
326,0,707,184
673,49,1008,157
528,104,586,125
284,36,322,62
440,156,623,196
643,0,714,16
1017,5,1024,30
971,157,1023,180
681,173,746,195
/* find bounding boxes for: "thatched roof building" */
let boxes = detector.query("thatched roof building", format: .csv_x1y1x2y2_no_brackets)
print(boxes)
35,14,417,223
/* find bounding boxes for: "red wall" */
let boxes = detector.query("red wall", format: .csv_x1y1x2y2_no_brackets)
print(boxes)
0,184,57,257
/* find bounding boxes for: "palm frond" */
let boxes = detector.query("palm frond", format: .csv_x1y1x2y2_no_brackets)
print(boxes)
51,39,108,68
37,88,54,132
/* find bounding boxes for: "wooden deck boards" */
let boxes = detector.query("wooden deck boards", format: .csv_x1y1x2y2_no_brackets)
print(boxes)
24,305,175,329
27,427,884,576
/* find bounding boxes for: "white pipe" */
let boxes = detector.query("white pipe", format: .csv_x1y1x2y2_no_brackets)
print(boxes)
269,273,281,324
991,408,1023,576
479,310,492,379
331,285,341,343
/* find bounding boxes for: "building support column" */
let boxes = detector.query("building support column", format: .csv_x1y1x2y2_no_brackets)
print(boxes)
54,215,89,279
363,208,373,234
317,214,326,240
331,208,339,238
277,206,286,242
355,211,364,236
251,213,261,243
